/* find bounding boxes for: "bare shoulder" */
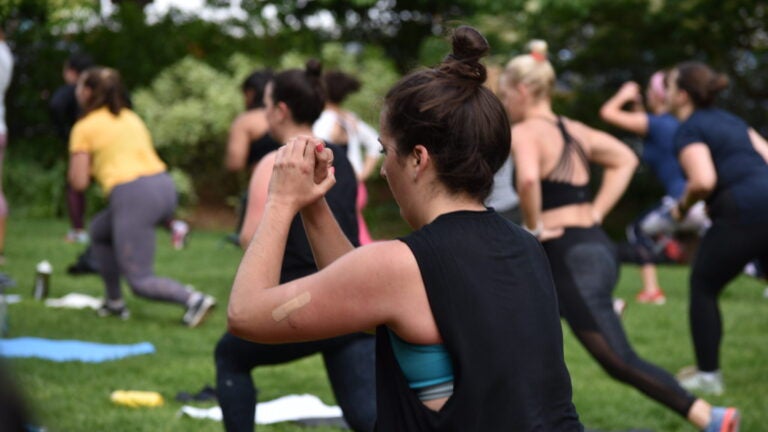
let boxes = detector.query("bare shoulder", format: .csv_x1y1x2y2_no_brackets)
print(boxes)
234,109,268,135
335,240,418,277
511,121,542,143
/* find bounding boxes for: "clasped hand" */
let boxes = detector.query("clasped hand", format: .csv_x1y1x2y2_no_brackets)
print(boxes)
267,135,335,211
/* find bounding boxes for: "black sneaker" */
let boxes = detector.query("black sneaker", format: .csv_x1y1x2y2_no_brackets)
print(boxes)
182,295,215,328
97,302,130,320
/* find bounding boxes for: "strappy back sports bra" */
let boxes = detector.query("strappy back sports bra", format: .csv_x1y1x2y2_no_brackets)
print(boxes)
540,117,592,211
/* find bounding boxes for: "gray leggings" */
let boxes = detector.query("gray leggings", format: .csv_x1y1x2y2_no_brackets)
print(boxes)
90,173,192,305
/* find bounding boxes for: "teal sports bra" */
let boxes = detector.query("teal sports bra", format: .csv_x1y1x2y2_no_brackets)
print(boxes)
387,329,454,389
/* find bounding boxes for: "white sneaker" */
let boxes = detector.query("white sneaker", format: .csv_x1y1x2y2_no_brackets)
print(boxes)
182,294,215,328
613,298,627,317
677,367,724,396
66,229,90,244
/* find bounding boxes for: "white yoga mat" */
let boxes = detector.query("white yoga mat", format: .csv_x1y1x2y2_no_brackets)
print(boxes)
180,393,343,425
44,293,102,310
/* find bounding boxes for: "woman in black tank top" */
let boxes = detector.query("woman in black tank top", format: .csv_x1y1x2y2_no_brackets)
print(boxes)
500,40,739,432
226,26,583,431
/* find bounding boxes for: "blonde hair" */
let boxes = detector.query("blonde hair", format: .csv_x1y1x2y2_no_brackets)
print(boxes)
502,39,556,101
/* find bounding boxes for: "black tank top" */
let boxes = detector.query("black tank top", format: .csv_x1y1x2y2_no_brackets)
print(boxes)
540,117,591,210
375,210,583,431
247,134,281,168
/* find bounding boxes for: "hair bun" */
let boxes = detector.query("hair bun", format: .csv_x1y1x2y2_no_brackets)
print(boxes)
443,26,489,83
528,40,548,61
305,58,323,79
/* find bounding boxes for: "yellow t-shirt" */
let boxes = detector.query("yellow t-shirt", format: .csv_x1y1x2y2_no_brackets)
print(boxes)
69,107,166,195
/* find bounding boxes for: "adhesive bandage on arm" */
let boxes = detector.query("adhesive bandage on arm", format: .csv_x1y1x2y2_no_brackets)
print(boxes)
271,291,312,322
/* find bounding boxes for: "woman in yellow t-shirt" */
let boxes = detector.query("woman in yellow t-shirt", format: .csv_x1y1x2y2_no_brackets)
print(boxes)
68,67,214,327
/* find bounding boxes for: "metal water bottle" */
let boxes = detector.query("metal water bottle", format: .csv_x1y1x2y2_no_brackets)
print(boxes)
33,260,52,300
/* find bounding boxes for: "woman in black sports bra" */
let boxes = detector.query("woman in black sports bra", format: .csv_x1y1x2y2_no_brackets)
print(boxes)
500,40,739,432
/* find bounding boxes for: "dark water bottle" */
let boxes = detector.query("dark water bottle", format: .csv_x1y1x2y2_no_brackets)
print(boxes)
32,260,52,300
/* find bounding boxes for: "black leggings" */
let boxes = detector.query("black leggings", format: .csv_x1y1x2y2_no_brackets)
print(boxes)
544,227,696,417
689,221,768,372
215,332,376,432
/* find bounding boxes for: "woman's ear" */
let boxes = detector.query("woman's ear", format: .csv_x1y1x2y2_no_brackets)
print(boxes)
276,101,290,122
411,145,431,179
516,83,529,101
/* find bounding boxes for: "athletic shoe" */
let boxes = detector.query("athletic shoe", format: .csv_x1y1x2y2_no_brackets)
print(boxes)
635,288,666,305
182,294,215,328
677,367,724,395
171,220,190,250
613,298,627,318
97,302,130,320
706,407,740,432
664,239,684,262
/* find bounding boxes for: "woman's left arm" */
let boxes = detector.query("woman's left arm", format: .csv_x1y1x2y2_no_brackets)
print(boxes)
68,153,91,192
586,126,639,223
675,143,716,216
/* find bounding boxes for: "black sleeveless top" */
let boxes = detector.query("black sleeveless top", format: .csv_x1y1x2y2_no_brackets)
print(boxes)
247,134,281,169
375,210,582,431
540,117,592,211
281,143,359,282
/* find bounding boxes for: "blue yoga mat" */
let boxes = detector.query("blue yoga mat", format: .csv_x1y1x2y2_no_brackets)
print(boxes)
0,337,155,362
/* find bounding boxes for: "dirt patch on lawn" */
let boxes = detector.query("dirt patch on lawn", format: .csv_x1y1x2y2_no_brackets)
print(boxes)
188,203,238,231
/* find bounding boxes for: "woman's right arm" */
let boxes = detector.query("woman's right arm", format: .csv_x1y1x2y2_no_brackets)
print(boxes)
67,122,92,191
749,128,768,164
599,82,649,136
68,153,91,191
511,126,544,234
225,114,250,172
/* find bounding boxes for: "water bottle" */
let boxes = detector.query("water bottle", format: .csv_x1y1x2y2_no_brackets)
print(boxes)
32,260,52,300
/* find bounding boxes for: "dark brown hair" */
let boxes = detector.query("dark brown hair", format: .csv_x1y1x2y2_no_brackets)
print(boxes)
66,52,94,74
241,69,273,110
675,61,729,108
78,67,130,116
270,59,326,125
383,26,510,200
323,70,361,104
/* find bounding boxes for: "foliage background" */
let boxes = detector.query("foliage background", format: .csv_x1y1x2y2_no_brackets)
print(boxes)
0,0,765,231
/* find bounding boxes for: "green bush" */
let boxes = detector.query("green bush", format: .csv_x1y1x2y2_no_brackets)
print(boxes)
132,56,246,205
133,47,400,205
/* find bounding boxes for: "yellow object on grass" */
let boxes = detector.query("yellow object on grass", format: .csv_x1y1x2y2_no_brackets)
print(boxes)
110,390,164,408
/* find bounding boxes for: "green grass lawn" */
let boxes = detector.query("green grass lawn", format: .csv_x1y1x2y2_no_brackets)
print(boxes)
2,217,766,431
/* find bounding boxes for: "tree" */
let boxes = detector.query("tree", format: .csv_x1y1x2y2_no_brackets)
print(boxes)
213,0,510,72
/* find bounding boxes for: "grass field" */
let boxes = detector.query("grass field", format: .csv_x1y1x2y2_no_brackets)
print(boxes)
1,217,766,431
